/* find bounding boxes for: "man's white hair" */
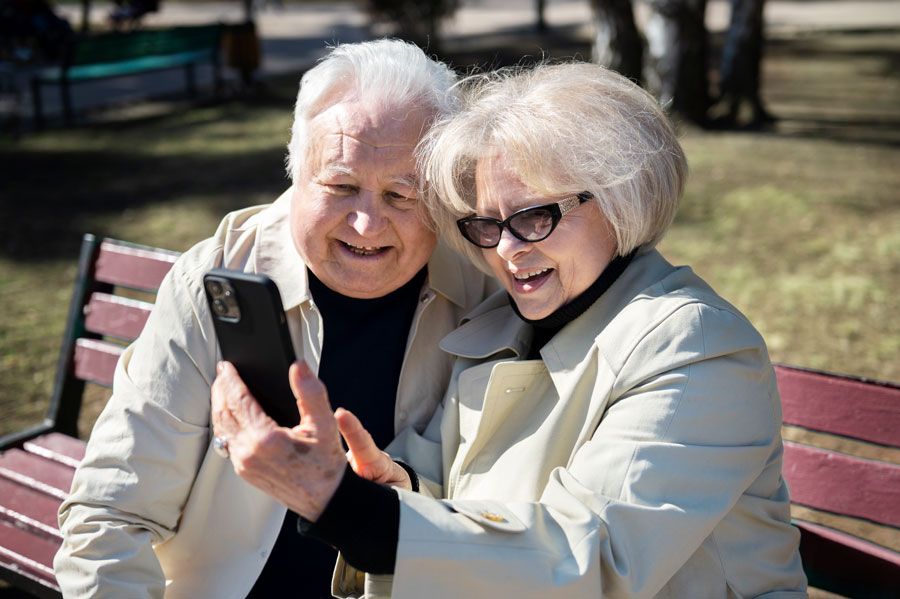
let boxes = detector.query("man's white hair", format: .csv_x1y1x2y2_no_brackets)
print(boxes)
285,39,459,183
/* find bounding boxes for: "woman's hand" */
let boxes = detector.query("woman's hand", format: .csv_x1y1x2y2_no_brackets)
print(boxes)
337,408,412,490
210,360,347,521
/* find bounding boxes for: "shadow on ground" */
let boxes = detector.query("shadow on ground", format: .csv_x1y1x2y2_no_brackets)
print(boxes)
1,25,897,263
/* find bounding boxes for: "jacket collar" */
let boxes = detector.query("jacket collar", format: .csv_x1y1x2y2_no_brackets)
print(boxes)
439,250,677,372
253,187,472,311
542,250,673,365
254,187,312,311
439,291,532,360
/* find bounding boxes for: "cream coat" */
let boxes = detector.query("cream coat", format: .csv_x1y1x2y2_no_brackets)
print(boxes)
53,189,497,598
339,249,807,598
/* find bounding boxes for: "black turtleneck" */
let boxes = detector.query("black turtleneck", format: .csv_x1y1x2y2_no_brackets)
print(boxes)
247,266,426,599
300,252,636,576
511,250,635,359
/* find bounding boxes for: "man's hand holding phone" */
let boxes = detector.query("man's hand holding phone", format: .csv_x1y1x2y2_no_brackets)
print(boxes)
211,360,347,521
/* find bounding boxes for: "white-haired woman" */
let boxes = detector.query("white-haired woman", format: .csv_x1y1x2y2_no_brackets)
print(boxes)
210,62,808,598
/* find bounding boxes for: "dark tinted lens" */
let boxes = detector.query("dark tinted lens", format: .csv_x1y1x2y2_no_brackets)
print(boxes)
508,208,555,241
461,219,502,247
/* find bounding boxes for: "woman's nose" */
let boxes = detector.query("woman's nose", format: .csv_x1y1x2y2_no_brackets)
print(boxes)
494,228,529,262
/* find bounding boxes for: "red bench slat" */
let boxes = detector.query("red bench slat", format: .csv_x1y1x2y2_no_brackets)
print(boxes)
0,450,76,500
83,292,154,341
23,433,87,469
0,519,61,592
94,241,178,291
0,478,64,536
795,520,900,595
776,365,900,447
72,338,124,387
783,441,900,528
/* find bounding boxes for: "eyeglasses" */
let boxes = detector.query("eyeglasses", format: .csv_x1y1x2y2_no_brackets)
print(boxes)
456,192,592,249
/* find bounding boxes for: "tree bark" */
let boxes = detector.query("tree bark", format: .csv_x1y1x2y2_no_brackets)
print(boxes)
644,0,710,125
588,0,643,83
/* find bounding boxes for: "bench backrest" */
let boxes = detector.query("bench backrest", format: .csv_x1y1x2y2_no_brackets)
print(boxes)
0,235,179,597
0,234,180,450
776,364,900,598
65,25,222,67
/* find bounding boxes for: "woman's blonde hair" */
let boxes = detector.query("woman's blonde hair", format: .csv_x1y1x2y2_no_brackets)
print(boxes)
418,62,688,270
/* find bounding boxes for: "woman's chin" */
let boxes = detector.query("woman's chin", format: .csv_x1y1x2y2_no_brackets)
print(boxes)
512,297,564,321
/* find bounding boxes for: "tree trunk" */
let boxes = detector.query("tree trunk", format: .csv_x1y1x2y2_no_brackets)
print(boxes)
588,0,643,83
80,0,91,32
644,0,710,125
536,0,547,32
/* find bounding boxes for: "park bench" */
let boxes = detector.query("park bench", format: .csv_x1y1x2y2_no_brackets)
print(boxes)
30,24,223,128
0,234,179,598
778,364,900,598
0,234,898,597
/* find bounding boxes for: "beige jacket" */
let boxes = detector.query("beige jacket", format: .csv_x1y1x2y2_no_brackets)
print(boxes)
339,249,807,598
53,189,496,598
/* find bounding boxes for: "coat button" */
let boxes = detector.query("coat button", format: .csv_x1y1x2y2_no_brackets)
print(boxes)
479,511,507,523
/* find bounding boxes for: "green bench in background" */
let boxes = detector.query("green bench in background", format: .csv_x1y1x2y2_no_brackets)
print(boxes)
31,24,223,128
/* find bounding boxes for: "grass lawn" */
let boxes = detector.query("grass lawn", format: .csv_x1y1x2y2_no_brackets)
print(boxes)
1,28,897,439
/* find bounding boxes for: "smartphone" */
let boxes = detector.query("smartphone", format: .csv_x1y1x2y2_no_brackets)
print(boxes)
203,269,300,427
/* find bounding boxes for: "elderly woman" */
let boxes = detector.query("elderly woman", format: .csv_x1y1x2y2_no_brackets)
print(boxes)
211,62,808,598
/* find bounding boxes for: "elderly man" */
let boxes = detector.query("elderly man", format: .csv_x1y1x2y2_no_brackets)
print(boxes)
53,39,495,599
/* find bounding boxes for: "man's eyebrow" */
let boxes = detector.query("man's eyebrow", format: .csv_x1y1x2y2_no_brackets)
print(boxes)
322,162,417,189
321,162,354,177
389,174,418,188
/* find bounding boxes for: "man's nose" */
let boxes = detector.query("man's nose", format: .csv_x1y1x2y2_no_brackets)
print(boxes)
347,192,387,236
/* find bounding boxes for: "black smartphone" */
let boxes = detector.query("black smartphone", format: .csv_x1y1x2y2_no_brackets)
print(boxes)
203,269,300,427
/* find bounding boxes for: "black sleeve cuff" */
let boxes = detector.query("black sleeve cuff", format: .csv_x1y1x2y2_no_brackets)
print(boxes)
393,460,419,493
298,464,400,574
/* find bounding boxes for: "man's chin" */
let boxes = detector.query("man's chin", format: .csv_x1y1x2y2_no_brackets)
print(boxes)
326,270,405,299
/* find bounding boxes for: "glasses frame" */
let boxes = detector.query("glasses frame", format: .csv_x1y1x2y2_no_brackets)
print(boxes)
456,192,592,249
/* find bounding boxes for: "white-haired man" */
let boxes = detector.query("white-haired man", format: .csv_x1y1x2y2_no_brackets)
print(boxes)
54,39,496,599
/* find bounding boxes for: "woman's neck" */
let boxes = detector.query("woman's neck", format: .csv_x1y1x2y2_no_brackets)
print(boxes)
510,250,636,359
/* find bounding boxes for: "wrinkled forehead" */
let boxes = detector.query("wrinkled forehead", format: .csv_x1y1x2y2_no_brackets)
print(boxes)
305,100,429,171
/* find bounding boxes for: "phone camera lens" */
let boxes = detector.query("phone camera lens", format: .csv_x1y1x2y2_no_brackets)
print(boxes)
212,298,228,316
207,280,223,297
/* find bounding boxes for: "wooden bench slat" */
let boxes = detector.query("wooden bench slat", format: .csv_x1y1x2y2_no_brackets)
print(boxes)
776,364,900,447
83,292,154,341
72,339,124,388
783,441,900,528
0,520,61,592
795,520,900,597
0,478,64,536
0,450,76,500
23,433,87,469
94,241,179,291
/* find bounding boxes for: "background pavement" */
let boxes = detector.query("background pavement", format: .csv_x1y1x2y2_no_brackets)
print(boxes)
3,0,899,128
